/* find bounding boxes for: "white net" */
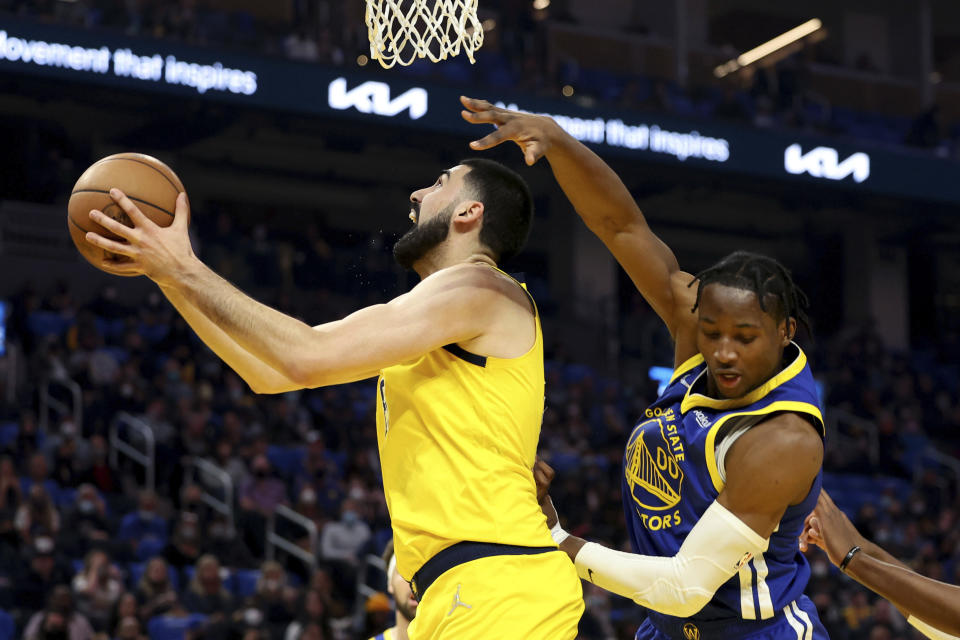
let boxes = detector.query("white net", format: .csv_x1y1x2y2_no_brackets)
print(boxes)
365,0,484,69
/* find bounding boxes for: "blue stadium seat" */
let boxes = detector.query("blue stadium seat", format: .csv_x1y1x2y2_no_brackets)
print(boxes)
136,538,168,562
267,446,305,478
230,569,260,598
27,311,70,338
147,614,207,640
0,610,13,640
0,422,17,447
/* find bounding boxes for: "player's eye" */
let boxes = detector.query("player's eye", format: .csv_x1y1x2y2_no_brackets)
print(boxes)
737,336,756,345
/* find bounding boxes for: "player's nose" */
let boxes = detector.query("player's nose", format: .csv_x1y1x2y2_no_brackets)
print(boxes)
714,339,738,365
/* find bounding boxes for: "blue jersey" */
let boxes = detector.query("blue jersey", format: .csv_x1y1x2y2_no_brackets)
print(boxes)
621,343,825,631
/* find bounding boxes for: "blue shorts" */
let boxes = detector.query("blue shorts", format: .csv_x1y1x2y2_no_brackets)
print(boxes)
636,596,829,640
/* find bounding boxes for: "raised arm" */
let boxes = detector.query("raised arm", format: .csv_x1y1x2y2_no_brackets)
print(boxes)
540,414,822,617
462,96,698,360
802,490,960,638
157,286,303,394
83,190,511,389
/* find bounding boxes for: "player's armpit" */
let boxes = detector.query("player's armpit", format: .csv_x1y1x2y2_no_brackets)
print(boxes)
717,413,824,539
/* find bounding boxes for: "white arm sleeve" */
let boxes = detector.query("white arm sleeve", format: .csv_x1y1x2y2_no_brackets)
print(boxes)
908,616,960,640
574,501,768,617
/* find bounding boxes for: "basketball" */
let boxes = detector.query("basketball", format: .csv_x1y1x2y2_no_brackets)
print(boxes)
67,153,185,276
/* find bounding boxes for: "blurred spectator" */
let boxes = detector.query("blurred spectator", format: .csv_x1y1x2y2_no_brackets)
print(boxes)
238,455,287,557
182,555,234,616
320,499,370,567
22,585,94,640
0,455,21,513
58,484,110,559
135,556,178,621
22,453,61,505
16,484,60,544
48,420,89,489
163,513,203,571
283,589,330,640
117,490,168,557
203,514,256,569
82,435,117,495
113,616,147,640
252,561,296,638
71,549,123,631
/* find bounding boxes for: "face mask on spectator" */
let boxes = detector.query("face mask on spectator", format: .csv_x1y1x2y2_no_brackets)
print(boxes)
210,524,231,540
342,510,359,525
78,500,96,514
243,608,263,626
254,468,269,479
139,510,156,521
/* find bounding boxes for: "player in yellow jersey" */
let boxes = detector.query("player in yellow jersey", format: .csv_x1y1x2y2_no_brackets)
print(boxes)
368,540,416,640
83,158,584,639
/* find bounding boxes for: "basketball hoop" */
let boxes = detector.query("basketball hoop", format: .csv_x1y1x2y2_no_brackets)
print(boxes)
365,0,484,69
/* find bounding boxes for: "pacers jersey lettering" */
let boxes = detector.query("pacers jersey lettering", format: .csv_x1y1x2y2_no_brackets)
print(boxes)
375,272,555,582
622,343,825,623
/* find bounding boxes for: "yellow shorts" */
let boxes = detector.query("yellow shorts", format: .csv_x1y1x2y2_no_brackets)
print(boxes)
407,549,583,640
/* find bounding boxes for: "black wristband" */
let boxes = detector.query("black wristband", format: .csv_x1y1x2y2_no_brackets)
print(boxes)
839,545,861,572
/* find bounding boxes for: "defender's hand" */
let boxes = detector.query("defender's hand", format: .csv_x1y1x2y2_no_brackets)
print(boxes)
533,458,560,527
460,96,561,165
800,490,867,567
86,189,196,286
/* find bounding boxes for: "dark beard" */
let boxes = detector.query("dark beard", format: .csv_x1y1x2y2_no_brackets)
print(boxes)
396,598,417,622
393,208,453,270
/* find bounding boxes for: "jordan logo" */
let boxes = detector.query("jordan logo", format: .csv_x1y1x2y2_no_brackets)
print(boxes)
447,584,472,616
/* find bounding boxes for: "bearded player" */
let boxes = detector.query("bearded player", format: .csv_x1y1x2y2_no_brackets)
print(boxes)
83,159,583,639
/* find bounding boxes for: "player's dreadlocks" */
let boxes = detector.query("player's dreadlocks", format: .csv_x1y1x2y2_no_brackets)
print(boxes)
689,251,812,337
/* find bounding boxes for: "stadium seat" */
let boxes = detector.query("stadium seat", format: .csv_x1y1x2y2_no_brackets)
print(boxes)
267,446,305,478
0,422,17,447
136,538,168,562
27,311,70,338
230,569,261,598
0,610,12,640
147,614,208,640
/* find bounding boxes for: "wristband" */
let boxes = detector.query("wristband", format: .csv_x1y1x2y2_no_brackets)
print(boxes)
839,545,861,572
550,521,570,545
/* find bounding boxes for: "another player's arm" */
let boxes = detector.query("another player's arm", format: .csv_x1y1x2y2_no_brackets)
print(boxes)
157,286,306,394
801,490,960,638
461,96,698,364
542,414,822,618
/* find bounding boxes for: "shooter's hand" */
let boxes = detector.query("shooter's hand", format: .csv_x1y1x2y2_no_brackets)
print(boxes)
86,189,197,286
460,96,562,165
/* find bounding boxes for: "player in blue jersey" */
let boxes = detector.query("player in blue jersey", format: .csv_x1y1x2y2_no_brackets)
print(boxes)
466,96,829,640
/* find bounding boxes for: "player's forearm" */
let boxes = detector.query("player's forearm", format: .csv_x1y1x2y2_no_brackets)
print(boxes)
844,553,960,635
158,284,300,394
570,502,767,617
172,258,325,386
543,128,653,238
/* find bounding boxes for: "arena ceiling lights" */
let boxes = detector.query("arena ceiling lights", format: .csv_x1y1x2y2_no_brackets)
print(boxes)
713,19,824,78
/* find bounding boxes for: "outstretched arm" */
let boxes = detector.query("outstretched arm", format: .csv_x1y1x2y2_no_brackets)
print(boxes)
85,190,506,388
158,286,303,394
461,96,698,362
801,490,960,637
538,414,822,617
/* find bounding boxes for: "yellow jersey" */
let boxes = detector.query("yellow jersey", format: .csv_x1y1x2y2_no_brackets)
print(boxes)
375,273,554,580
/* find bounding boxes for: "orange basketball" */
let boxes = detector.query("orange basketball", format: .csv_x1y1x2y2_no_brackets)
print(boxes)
67,153,185,276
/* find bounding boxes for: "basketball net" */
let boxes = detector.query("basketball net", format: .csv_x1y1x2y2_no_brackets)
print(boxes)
365,0,483,68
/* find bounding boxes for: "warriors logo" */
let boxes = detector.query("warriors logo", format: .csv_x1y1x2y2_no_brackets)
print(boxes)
625,415,684,511
682,623,700,640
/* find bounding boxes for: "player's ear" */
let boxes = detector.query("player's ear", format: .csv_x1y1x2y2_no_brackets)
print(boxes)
453,201,483,228
782,317,796,345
